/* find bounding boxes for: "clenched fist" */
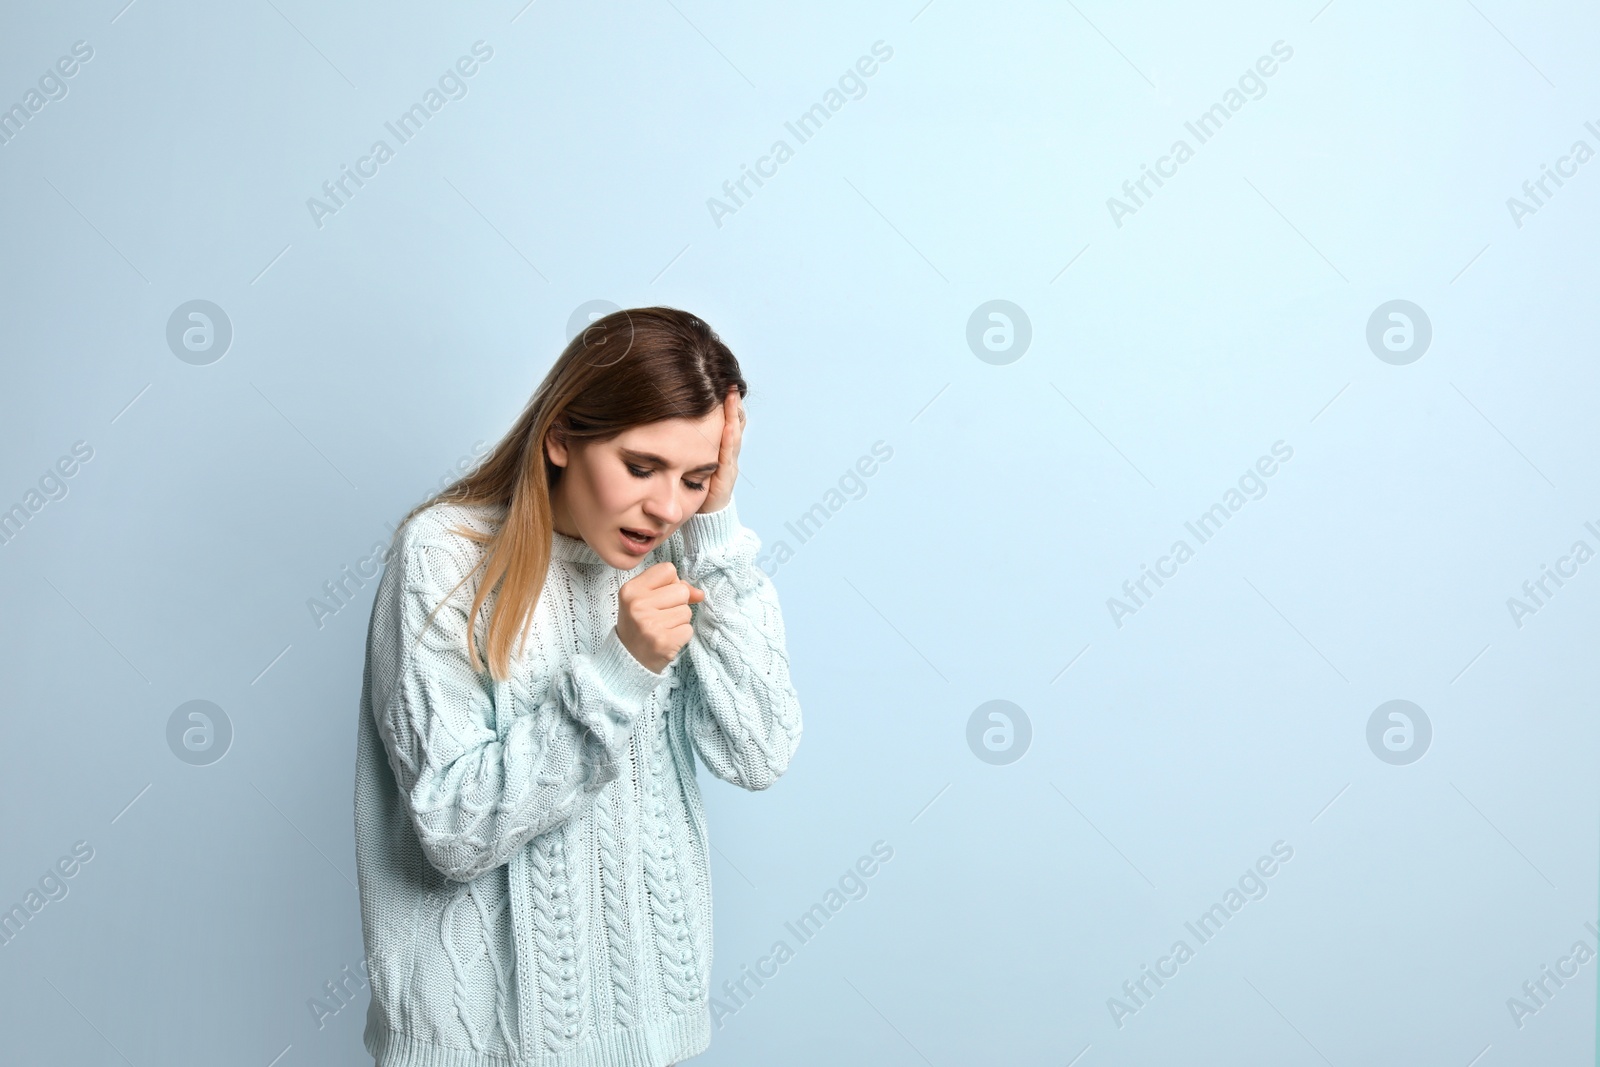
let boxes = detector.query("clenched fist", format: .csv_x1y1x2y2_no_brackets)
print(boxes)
615,561,705,674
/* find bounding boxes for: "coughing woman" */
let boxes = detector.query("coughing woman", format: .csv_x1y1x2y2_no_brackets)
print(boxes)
353,306,803,1066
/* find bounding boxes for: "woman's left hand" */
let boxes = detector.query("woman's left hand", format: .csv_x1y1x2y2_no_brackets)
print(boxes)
699,387,744,515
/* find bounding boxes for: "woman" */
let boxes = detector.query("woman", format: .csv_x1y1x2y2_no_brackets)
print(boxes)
353,307,803,1066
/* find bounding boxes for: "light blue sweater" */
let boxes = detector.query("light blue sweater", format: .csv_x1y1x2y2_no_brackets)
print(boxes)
353,495,802,1066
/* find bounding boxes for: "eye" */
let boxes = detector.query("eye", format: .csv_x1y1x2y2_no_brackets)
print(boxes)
686,479,706,492
629,464,707,493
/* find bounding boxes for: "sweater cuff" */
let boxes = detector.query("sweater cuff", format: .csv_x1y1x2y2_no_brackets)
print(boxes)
592,624,668,707
681,496,741,559
576,627,668,791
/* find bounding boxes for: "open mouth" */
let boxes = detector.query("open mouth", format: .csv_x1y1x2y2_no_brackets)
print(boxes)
621,527,658,547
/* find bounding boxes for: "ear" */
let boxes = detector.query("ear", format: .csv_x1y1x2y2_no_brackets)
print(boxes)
544,429,568,468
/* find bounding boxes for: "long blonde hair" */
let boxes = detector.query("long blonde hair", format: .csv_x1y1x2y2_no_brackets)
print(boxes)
394,306,747,681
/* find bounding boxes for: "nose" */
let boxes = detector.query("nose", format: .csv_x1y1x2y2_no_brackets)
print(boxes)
641,479,686,526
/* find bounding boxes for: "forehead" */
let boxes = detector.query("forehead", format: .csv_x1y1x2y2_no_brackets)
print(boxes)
611,413,721,465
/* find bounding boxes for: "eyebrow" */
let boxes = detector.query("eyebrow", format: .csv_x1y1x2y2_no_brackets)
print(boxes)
621,448,720,474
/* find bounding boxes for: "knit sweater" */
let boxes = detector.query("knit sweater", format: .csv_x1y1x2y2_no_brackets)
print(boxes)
353,495,802,1066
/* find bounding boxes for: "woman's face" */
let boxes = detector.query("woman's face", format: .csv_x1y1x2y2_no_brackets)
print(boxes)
546,408,725,568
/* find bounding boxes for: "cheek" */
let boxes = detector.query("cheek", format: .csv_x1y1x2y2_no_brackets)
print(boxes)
589,468,640,515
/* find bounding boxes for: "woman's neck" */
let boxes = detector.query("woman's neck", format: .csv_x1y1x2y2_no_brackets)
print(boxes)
548,488,583,541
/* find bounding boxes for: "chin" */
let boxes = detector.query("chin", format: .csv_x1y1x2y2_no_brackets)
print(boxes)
592,549,624,570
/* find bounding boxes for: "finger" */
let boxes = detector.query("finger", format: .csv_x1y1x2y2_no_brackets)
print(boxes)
631,561,682,589
656,579,707,604
645,579,702,609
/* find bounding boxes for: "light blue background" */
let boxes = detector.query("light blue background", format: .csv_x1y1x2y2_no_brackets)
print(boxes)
1,1,1596,1064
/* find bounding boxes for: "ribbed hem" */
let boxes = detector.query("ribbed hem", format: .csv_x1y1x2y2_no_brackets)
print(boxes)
549,528,607,566
364,1007,710,1067
592,625,667,705
562,626,669,783
679,497,740,559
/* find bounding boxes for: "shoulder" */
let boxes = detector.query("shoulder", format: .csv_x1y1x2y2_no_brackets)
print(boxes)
390,500,505,594
400,498,504,548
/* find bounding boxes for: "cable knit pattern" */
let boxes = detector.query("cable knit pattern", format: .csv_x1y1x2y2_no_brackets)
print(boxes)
641,704,700,1014
354,494,801,1067
528,828,584,1047
591,785,638,1029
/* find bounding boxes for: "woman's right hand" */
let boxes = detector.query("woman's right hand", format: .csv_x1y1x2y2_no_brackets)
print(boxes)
615,561,704,674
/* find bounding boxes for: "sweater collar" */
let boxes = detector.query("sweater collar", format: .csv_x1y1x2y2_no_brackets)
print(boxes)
549,528,607,567
450,501,616,567
467,499,649,566
451,502,609,566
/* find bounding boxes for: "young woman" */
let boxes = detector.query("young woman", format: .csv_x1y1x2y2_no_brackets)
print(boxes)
353,307,803,1066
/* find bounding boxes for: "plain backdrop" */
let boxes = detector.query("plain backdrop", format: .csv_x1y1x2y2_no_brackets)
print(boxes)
0,1,1596,1064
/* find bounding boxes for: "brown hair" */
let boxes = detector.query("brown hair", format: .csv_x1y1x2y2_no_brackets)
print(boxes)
395,306,747,681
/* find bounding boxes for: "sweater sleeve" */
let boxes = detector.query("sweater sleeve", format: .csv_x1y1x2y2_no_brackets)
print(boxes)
671,497,803,790
367,515,667,883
